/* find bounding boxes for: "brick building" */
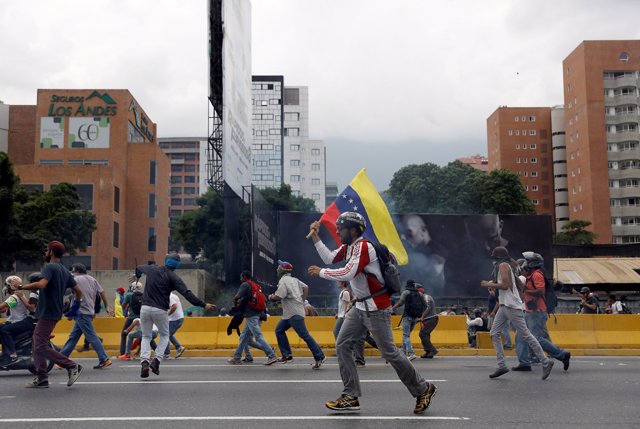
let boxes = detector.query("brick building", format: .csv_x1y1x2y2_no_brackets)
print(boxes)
7,89,169,270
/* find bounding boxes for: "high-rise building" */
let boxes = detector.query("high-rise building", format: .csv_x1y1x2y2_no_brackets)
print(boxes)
251,76,284,189
7,89,169,270
563,40,640,244
486,107,555,218
158,137,208,220
251,78,326,211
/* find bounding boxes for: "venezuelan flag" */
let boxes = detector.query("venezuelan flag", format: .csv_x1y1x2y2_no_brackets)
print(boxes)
321,169,408,265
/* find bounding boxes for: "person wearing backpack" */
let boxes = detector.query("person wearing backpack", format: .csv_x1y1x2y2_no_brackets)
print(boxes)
480,246,554,380
307,212,436,415
513,255,571,372
392,280,426,360
228,270,277,366
129,253,216,378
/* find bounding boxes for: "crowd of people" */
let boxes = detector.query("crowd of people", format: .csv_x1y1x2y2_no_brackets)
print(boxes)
0,215,636,415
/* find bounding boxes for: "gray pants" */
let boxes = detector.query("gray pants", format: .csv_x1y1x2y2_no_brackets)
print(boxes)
489,305,549,369
336,307,427,398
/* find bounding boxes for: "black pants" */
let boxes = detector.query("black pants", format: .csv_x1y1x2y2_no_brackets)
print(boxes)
119,318,134,355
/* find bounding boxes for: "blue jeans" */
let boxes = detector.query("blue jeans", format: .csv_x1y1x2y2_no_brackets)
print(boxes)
401,316,418,355
276,315,325,361
243,327,266,359
164,318,184,355
517,311,567,363
233,316,274,361
1,318,35,355
60,314,108,363
127,330,157,354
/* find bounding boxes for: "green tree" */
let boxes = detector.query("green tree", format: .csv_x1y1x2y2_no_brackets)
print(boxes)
258,184,318,212
0,153,22,271
13,183,97,265
387,162,535,214
553,220,597,245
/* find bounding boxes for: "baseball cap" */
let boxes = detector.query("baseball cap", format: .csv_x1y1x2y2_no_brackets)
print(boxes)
116,287,125,295
491,246,510,259
277,260,293,271
580,286,590,293
47,240,65,254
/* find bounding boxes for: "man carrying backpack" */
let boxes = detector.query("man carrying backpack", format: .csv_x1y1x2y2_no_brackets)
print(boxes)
513,252,571,372
307,212,436,415
118,281,143,360
228,270,277,366
392,280,426,360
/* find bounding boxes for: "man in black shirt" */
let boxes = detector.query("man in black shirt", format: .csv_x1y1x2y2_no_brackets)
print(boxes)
129,253,215,378
20,241,84,388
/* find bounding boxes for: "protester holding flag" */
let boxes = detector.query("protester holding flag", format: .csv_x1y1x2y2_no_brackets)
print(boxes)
307,169,436,415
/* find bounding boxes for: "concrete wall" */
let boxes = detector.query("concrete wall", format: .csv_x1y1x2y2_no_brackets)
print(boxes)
1,269,218,313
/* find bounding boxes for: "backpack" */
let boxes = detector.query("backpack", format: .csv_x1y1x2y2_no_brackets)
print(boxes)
365,240,401,295
247,280,267,312
404,289,426,318
130,291,143,315
620,303,632,314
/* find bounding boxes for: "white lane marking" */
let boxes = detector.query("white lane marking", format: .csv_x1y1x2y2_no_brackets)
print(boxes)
2,416,470,422
0,396,16,399
61,379,447,385
617,363,628,366
119,363,395,368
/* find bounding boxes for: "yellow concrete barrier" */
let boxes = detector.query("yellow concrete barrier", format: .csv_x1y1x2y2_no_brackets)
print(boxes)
476,314,640,350
53,314,469,350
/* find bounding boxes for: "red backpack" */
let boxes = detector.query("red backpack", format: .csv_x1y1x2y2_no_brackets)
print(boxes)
247,280,266,312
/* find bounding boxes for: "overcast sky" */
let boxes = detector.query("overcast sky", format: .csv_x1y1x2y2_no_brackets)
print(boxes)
2,0,640,190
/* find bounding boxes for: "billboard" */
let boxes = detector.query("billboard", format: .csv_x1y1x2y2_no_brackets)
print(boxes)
251,186,277,288
277,212,553,299
40,117,65,148
222,0,252,199
68,117,110,148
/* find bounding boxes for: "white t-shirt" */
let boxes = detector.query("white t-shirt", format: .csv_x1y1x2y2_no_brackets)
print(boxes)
337,289,351,318
168,293,184,322
497,264,524,310
611,301,623,314
275,275,307,320
5,292,39,322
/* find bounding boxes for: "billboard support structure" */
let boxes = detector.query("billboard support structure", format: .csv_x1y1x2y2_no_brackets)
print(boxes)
207,0,224,193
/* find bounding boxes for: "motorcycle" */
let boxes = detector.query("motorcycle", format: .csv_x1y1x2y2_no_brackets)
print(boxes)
0,323,58,374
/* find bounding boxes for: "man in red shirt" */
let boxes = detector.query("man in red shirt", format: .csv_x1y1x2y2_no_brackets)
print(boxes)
513,253,571,372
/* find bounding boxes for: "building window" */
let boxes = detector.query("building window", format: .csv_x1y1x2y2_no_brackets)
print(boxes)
312,148,320,156
183,198,196,206
148,227,156,252
531,157,537,163
532,199,539,205
523,144,527,149
170,209,182,217
284,88,300,105
312,163,321,171
148,193,156,218
290,144,300,151
73,184,94,211
113,222,119,248
149,161,157,185
290,175,300,182
171,198,182,205
515,116,519,122
185,165,196,172
532,185,539,191
529,129,537,136
529,116,536,122
531,171,538,177
112,257,118,270
284,112,300,121
171,176,183,184
530,144,537,149
269,128,281,136
312,178,320,185
620,52,630,62
184,176,196,183
508,130,513,136
183,187,196,195
312,193,321,200
516,157,521,163
128,121,145,143
171,164,184,173
269,159,281,166
114,186,120,213
171,187,181,196
285,128,300,137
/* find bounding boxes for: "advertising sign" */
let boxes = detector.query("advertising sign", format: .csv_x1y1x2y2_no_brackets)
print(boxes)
251,186,278,287
40,117,65,149
68,117,110,149
222,0,252,200
277,212,553,299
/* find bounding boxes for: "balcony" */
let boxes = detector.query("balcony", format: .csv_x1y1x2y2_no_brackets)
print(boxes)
607,149,640,161
609,168,640,180
611,224,640,236
605,94,639,107
610,206,640,217
605,114,640,125
609,187,640,199
607,131,640,143
604,76,639,89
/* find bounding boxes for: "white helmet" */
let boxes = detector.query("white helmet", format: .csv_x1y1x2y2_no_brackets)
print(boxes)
4,275,22,288
130,281,143,292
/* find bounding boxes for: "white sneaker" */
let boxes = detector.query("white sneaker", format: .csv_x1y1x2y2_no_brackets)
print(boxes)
175,346,186,359
408,354,418,361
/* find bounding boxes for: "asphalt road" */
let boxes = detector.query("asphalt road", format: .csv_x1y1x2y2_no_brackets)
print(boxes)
0,355,638,429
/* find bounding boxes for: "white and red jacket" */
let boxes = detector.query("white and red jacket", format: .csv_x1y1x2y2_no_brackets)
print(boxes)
314,236,391,311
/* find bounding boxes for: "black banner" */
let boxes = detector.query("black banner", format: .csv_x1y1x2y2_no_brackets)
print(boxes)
277,212,553,299
251,186,277,288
